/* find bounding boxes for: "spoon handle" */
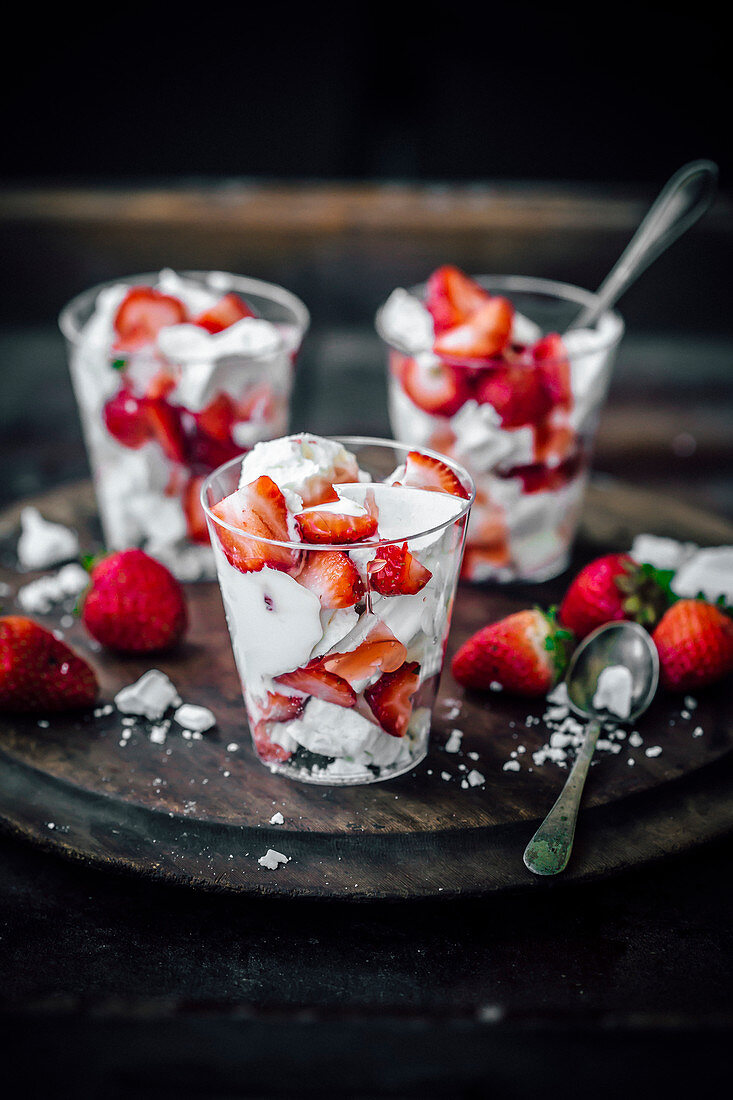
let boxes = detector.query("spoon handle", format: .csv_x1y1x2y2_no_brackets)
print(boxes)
568,159,718,331
523,718,602,875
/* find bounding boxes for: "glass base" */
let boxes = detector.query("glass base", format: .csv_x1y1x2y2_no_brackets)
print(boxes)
260,744,428,786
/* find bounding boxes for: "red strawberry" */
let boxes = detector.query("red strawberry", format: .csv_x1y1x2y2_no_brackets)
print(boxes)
194,292,256,334
195,392,237,443
113,286,187,351
475,363,552,428
0,616,98,712
143,398,187,463
274,663,357,708
532,333,573,411
323,621,407,686
364,660,421,737
103,389,151,449
368,542,432,596
652,600,733,691
211,476,300,574
433,298,514,361
425,265,490,333
558,553,670,639
183,475,209,545
451,609,572,696
259,691,306,722
145,367,178,400
81,549,188,654
401,450,470,500
401,355,470,417
296,550,364,609
252,720,293,763
295,507,378,545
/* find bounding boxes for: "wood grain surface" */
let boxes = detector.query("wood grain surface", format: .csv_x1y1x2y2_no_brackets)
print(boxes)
0,479,731,898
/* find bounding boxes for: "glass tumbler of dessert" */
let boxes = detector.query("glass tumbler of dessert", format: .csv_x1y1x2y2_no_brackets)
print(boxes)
376,267,624,584
202,433,474,784
59,269,309,580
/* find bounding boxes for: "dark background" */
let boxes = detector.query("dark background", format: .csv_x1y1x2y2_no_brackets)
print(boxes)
5,4,729,186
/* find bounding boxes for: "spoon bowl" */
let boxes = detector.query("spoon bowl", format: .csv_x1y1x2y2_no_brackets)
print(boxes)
523,621,659,876
566,621,659,724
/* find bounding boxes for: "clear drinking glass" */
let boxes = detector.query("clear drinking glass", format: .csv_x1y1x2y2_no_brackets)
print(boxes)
202,438,474,785
59,270,309,580
376,275,624,584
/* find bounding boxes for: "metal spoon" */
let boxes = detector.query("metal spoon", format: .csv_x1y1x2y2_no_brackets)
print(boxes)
567,159,718,332
523,621,659,876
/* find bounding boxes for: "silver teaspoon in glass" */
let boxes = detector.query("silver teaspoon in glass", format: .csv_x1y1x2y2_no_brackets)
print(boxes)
567,159,718,332
523,621,659,876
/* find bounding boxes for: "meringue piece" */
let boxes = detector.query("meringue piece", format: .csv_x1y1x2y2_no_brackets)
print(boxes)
17,507,80,570
115,670,182,721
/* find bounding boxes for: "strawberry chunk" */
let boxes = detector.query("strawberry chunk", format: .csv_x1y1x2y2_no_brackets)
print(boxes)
425,265,491,334
364,660,421,738
194,292,256,334
196,392,237,442
296,550,364,609
401,451,470,500
252,720,293,763
532,333,573,411
475,363,552,427
433,298,514,361
103,389,151,448
142,398,187,463
274,663,357,708
322,621,407,685
211,475,300,574
368,542,432,596
295,507,378,545
113,286,187,351
183,475,209,544
402,355,471,417
259,691,306,722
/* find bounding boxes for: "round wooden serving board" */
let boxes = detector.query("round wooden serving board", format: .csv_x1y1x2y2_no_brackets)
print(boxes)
0,479,732,899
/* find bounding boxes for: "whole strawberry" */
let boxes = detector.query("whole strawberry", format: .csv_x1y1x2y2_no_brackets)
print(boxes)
451,609,573,696
82,549,188,654
0,616,98,712
559,553,670,639
652,599,733,691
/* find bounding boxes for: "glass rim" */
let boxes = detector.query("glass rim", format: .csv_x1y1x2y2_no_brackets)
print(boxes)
200,435,476,552
58,268,311,352
374,272,625,359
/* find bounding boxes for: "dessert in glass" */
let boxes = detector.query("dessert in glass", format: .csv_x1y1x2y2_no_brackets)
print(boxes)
59,269,309,580
202,434,474,784
376,267,624,584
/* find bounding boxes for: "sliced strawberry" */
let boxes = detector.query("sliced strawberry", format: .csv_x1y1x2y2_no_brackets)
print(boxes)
142,398,187,463
475,363,552,427
368,542,432,596
252,720,293,763
512,453,582,494
425,265,491,334
236,382,277,424
183,475,209,544
113,286,187,351
146,367,178,400
402,355,471,417
322,620,407,686
401,451,470,500
532,333,573,411
194,292,256,334
364,660,421,738
274,663,357,708
196,392,237,442
433,298,514,361
211,475,299,574
259,691,306,722
295,507,378,545
296,550,364,609
103,389,151,449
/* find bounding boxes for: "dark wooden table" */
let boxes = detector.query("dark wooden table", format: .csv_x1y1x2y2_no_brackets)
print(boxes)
0,183,731,1098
